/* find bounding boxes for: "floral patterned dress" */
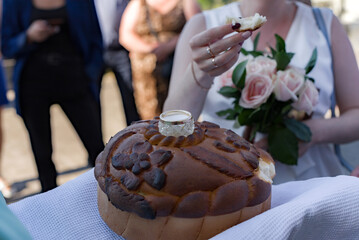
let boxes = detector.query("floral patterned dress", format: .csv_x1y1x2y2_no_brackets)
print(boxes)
130,0,186,120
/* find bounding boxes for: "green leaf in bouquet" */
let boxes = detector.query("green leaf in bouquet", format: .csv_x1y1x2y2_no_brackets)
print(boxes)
287,52,295,60
233,101,243,112
253,32,261,51
250,51,264,57
275,34,286,52
218,86,240,98
249,124,260,142
248,107,262,121
284,118,312,142
280,103,293,115
240,48,250,56
241,49,263,57
305,76,315,83
216,108,237,120
232,60,248,89
268,127,298,165
275,51,292,71
237,108,256,125
269,46,277,59
305,48,318,74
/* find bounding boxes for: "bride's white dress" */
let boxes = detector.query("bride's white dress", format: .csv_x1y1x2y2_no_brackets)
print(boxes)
201,1,346,184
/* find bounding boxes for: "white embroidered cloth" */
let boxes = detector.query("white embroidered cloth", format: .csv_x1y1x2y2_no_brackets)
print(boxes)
9,169,359,240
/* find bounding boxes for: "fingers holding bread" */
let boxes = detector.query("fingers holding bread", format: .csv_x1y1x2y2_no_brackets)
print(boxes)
188,13,267,81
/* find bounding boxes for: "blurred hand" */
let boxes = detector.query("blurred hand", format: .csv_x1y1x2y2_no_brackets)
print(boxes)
252,136,312,157
253,137,268,150
152,42,172,62
189,24,252,77
26,20,59,43
351,165,359,177
298,118,319,156
246,118,317,158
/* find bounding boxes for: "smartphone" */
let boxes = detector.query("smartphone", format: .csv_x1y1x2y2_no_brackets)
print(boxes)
46,18,65,26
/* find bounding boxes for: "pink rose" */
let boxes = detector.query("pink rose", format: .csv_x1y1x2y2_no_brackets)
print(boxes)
239,73,274,109
218,69,235,88
291,80,319,115
274,67,305,102
246,56,277,78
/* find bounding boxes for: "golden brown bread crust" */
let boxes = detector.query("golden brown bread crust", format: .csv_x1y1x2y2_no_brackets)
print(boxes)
98,185,272,240
95,119,274,221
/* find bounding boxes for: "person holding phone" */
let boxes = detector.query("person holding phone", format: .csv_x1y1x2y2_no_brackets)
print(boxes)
1,0,104,192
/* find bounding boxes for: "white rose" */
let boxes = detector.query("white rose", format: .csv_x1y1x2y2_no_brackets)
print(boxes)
274,67,305,102
291,80,319,115
246,56,277,78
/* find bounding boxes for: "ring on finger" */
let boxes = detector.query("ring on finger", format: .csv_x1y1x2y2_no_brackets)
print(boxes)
211,57,218,68
206,44,215,58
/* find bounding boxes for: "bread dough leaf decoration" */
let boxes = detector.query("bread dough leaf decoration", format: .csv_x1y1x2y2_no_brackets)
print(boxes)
149,149,173,166
213,140,236,153
111,153,129,170
132,140,153,153
240,151,259,169
183,146,253,179
143,167,166,190
120,171,141,190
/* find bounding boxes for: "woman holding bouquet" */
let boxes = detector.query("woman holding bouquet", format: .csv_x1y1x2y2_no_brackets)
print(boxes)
164,0,359,183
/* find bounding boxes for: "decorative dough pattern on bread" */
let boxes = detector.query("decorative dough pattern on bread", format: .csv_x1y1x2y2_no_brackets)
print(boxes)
95,119,275,221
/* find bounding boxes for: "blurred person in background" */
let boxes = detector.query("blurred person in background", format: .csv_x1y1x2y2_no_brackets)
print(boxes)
95,0,140,126
352,166,359,177
1,0,104,192
0,0,12,199
0,61,10,199
119,0,201,120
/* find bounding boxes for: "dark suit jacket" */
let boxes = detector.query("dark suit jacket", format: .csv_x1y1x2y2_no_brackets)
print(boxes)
1,0,103,114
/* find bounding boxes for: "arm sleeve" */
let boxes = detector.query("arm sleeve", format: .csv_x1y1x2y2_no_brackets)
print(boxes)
1,0,36,59
0,194,32,240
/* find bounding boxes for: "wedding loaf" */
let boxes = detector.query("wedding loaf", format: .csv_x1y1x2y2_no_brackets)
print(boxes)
95,118,275,240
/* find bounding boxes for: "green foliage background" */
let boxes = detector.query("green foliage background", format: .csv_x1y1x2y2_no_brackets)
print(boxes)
198,0,238,10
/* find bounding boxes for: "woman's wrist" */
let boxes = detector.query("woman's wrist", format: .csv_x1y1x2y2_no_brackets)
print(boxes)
191,61,213,90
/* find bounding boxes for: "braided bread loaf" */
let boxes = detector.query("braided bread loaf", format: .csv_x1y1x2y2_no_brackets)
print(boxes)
95,119,275,240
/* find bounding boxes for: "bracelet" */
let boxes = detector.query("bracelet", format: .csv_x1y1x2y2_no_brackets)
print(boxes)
191,62,212,91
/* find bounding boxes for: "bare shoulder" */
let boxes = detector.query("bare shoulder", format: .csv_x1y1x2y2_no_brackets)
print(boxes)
330,13,359,111
330,14,356,63
122,0,141,22
124,0,141,13
184,13,206,36
330,14,347,39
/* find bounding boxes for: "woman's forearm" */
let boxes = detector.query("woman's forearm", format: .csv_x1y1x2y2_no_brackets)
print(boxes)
164,63,213,120
119,32,157,53
310,108,359,145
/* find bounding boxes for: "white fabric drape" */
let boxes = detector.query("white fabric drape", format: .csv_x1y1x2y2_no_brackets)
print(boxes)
9,169,359,240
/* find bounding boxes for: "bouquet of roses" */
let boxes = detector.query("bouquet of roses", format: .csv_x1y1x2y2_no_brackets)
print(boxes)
217,34,318,165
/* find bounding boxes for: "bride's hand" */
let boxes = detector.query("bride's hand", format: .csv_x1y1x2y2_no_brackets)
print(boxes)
351,166,359,177
189,24,252,77
298,118,318,156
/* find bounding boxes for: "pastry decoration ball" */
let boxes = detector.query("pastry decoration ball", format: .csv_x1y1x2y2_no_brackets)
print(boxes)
95,110,275,240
